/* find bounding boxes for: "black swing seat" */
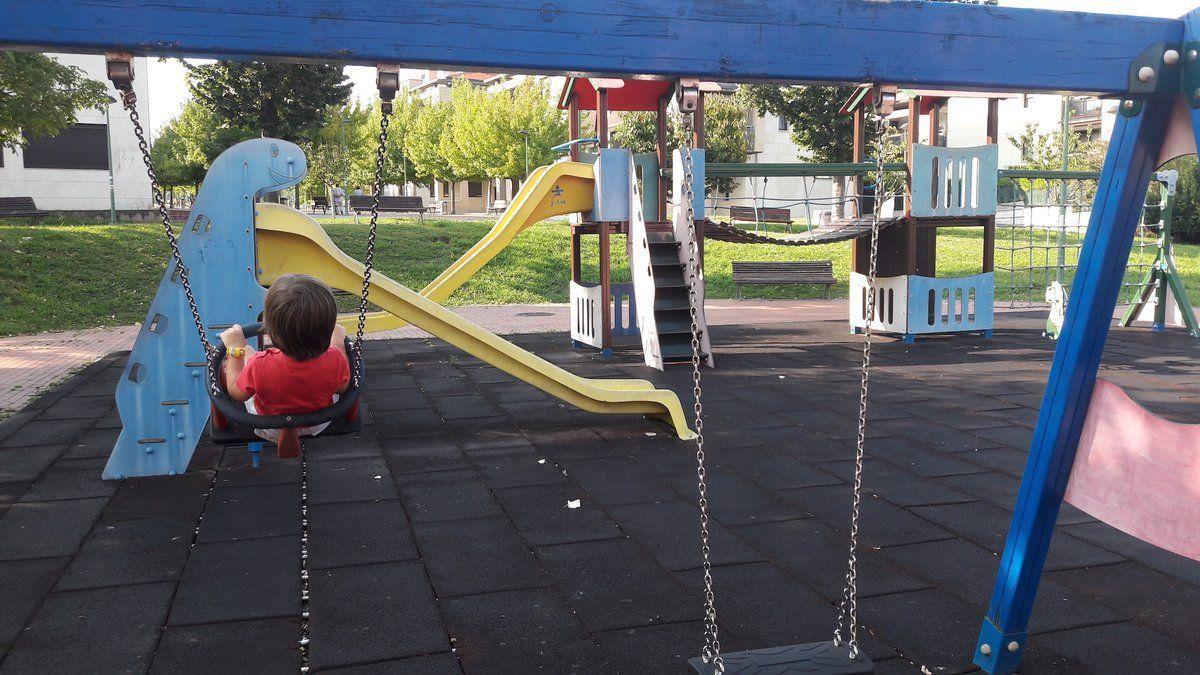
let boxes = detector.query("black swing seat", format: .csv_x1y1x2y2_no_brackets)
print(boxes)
206,322,364,444
689,642,873,674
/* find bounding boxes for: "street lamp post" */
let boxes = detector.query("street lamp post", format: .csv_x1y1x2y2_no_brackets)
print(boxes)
104,95,117,225
519,129,530,179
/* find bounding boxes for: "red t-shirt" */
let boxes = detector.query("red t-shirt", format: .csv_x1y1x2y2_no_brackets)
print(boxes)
236,347,350,417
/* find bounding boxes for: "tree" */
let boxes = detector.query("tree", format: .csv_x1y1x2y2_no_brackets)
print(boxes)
480,79,566,179
0,52,109,150
405,98,458,209
1007,122,1106,174
301,102,375,201
185,62,352,141
441,78,491,181
149,120,206,193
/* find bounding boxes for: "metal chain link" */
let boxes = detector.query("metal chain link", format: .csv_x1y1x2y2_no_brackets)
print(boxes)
832,102,890,660
681,111,724,675
120,90,214,368
352,111,391,385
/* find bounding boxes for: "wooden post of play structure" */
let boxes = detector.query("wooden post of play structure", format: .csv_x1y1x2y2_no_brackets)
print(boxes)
850,104,867,274
597,87,610,148
983,97,999,273
568,93,580,162
656,95,669,221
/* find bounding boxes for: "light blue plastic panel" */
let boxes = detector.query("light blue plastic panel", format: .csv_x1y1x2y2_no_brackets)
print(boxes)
671,148,706,217
104,138,306,479
632,152,660,220
907,272,995,335
592,148,631,222
910,144,999,218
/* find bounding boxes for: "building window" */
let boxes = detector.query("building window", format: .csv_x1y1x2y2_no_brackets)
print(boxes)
777,116,788,131
467,181,483,198
22,123,109,170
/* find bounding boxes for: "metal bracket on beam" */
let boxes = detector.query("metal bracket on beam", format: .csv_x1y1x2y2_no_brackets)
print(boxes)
376,64,400,113
676,78,700,114
1128,42,1182,98
1182,43,1200,108
105,51,134,94
872,84,898,116
1119,98,1143,118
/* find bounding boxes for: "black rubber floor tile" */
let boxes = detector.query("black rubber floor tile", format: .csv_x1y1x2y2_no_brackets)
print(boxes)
440,588,598,673
197,483,300,543
594,621,706,675
882,538,1120,635
474,455,567,489
494,483,621,546
722,449,844,492
818,459,976,507
382,439,471,474
0,417,95,449
430,393,504,420
17,466,118,503
868,438,991,478
320,653,460,673
37,395,113,421
364,386,429,412
399,479,502,522
479,380,551,404
215,452,301,487
57,516,193,590
152,617,300,674
414,515,546,598
937,471,1019,509
367,371,419,390
970,424,1034,451
308,561,448,670
560,456,677,506
0,480,27,507
170,535,299,625
454,427,532,453
2,582,173,673
0,444,66,483
1061,520,1200,586
907,501,1125,570
306,499,417,570
536,538,700,631
785,486,952,548
306,456,396,505
60,427,120,459
1022,622,1200,672
1050,561,1200,649
960,446,1028,477
608,501,765,571
417,375,475,396
0,496,108,561
857,588,982,673
665,468,806,526
374,408,447,439
736,519,931,600
103,471,212,523
0,557,68,643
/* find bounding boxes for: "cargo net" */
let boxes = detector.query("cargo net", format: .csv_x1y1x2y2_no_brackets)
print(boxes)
996,175,1164,307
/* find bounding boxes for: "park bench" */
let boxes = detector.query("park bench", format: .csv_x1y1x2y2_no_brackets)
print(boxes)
487,199,508,214
729,205,793,233
0,196,49,220
348,195,429,217
732,260,836,298
167,208,191,222
311,196,330,213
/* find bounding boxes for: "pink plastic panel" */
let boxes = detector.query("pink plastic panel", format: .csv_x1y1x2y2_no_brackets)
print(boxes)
1064,379,1200,562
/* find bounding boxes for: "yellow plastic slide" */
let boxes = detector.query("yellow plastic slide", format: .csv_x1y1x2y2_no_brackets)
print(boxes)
255,204,695,440
345,161,595,332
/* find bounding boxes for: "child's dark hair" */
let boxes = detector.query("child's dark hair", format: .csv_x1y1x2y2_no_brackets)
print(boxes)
263,274,337,361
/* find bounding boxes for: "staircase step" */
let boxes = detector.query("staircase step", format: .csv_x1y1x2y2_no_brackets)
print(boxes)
661,337,708,363
646,231,679,244
655,313,696,335
653,266,686,288
650,249,681,266
654,289,691,312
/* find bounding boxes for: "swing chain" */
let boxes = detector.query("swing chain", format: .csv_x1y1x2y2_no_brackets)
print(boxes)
680,85,724,674
833,87,891,660
353,66,399,385
107,53,214,370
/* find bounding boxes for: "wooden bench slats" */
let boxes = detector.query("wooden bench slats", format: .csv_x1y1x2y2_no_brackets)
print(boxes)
348,195,428,213
732,260,835,297
729,206,792,224
0,196,49,218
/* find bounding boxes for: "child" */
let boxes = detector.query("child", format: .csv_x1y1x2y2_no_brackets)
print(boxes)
219,274,351,443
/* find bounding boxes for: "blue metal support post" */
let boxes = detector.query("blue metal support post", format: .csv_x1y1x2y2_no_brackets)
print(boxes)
973,98,1172,673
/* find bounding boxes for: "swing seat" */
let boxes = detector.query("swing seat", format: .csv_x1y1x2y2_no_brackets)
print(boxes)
689,642,873,674
1064,379,1200,562
207,322,365,459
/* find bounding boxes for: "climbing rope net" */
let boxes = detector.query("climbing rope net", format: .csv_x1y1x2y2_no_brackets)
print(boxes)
995,174,1165,307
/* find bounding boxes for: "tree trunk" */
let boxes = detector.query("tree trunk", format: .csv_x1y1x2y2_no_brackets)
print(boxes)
450,181,457,215
833,177,846,220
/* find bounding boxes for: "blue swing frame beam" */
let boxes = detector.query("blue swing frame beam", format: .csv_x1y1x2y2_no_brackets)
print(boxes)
0,0,1186,96
4,2,1200,674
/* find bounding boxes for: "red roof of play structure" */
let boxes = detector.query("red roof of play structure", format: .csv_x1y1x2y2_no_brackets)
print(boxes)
557,78,676,111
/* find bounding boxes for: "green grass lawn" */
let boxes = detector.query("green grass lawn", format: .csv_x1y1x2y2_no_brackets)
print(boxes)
2,216,1198,336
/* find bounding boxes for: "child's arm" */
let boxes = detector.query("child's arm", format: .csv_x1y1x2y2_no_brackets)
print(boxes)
219,325,254,402
330,324,351,394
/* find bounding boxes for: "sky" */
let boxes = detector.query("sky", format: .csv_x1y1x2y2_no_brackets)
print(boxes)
145,0,1195,134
